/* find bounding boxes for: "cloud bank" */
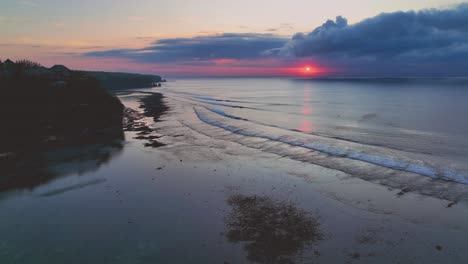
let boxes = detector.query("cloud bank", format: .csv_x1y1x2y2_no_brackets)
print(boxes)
85,33,287,65
280,4,468,61
84,4,468,76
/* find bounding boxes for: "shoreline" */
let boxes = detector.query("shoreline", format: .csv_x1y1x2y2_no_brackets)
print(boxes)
118,90,468,262
122,92,169,148
1,88,468,263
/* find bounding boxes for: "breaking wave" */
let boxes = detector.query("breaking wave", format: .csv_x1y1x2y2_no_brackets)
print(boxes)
194,106,468,185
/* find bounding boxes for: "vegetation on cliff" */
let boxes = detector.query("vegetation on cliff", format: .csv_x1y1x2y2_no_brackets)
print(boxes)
0,59,125,191
80,70,164,90
0,59,124,151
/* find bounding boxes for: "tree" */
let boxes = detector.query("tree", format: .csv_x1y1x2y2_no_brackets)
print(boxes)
15,59,41,68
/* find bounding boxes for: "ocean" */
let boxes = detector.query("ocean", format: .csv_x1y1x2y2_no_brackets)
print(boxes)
161,77,468,185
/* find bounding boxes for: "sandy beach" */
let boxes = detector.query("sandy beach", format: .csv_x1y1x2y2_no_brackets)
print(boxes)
118,90,468,263
1,89,467,263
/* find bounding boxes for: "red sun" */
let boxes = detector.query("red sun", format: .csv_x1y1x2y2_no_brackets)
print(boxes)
296,65,324,76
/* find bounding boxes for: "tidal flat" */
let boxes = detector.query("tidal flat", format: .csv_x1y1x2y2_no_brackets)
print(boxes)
1,88,468,263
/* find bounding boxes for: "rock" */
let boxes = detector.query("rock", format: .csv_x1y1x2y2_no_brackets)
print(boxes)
144,140,166,148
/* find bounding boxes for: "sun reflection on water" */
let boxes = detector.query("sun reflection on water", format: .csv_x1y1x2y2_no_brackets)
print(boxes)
298,88,314,133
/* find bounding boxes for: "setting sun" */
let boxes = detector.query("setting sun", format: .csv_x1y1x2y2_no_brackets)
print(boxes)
306,67,311,72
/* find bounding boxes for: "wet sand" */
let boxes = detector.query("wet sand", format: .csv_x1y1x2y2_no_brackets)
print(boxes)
1,91,468,263
121,91,468,263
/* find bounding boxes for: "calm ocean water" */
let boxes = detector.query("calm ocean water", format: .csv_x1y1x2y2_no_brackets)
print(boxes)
162,77,468,184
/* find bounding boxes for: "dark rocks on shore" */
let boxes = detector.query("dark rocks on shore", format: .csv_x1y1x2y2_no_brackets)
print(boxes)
123,92,169,148
139,93,169,122
144,141,166,148
134,135,161,140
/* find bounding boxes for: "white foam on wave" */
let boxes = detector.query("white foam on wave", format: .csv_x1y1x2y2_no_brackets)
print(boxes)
195,107,468,185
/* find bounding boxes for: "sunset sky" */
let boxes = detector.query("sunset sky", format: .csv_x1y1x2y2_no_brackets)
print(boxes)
1,0,467,76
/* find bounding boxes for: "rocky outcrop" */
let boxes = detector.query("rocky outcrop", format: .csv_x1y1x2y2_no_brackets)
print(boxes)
0,60,124,153
0,60,126,192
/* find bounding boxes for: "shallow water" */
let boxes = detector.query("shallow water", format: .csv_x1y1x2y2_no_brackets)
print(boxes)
161,77,468,184
2,78,468,263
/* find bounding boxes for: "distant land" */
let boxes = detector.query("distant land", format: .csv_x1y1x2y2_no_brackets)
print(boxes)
78,70,164,91
1,59,164,91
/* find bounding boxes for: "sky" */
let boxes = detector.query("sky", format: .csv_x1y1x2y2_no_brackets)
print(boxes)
1,0,467,77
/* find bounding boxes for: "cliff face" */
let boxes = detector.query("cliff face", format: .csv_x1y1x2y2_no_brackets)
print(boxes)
0,60,124,152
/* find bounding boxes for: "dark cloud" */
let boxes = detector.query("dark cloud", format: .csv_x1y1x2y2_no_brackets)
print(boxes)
85,33,287,64
83,5,468,76
280,4,468,62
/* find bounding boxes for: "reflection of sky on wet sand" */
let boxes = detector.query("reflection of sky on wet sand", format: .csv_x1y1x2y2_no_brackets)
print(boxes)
0,140,123,196
2,91,468,263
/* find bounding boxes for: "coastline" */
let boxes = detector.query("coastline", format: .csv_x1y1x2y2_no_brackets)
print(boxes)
1,88,468,263
117,89,468,262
